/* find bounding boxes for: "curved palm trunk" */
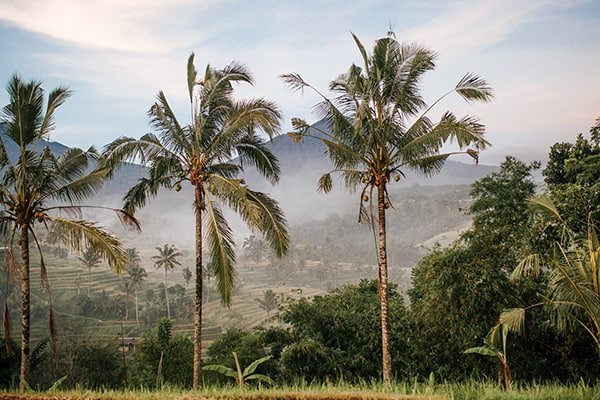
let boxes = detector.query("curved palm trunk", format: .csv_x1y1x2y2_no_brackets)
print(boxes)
192,185,204,388
164,267,171,319
377,182,393,383
19,226,30,393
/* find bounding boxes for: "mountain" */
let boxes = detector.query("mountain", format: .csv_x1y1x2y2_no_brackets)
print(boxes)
243,118,498,222
0,120,498,249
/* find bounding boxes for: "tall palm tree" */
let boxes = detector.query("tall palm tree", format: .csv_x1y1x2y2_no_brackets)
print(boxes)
0,75,138,391
123,247,143,321
77,246,101,293
152,244,181,319
282,32,493,381
103,53,289,387
125,264,147,325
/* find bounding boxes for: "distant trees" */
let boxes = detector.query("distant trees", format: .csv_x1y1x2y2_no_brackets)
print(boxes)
0,75,138,390
152,244,182,319
103,53,289,387
283,31,493,381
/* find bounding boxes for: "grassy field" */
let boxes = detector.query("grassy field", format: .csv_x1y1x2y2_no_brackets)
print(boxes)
3,382,600,400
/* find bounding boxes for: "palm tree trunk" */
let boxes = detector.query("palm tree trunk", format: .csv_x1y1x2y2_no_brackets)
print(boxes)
193,185,204,388
19,226,30,393
164,267,170,319
135,289,139,325
125,291,129,320
206,276,210,303
88,266,91,294
377,182,393,383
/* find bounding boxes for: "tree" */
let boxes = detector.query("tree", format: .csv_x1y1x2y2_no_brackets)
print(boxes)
408,158,541,380
182,267,192,287
0,75,138,391
129,317,193,388
276,280,410,382
282,31,493,381
243,235,267,268
152,244,181,319
123,248,144,321
255,289,278,317
126,264,147,325
103,53,290,387
77,247,101,293
543,120,600,235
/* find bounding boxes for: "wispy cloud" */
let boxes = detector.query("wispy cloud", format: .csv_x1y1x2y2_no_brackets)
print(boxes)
0,0,219,53
402,0,586,56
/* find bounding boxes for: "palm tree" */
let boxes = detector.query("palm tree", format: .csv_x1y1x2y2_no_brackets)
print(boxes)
77,246,101,293
152,244,181,319
125,264,147,325
282,32,493,381
0,75,138,391
255,289,278,317
182,266,192,287
126,247,142,270
103,53,289,387
507,197,600,349
123,247,144,321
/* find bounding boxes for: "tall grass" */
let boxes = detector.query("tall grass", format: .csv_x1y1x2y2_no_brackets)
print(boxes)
3,381,600,400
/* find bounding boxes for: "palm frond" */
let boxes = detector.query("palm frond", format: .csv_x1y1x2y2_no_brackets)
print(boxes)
203,198,236,306
455,73,494,103
39,86,72,138
512,254,543,281
45,216,127,273
499,308,526,335
187,52,198,103
236,134,281,184
317,173,333,193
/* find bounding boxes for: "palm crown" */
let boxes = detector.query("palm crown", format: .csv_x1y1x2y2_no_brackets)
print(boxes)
103,53,289,304
283,33,493,216
152,244,182,272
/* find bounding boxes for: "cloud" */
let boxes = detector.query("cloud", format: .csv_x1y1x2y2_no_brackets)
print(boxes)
402,0,586,57
0,0,219,53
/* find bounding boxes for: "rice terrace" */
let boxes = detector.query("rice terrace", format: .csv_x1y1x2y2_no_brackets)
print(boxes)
0,1,599,400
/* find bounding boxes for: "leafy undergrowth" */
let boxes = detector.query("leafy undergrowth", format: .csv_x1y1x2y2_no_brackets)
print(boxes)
2,382,600,400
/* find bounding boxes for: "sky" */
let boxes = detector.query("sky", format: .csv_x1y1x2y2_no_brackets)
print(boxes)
0,0,599,165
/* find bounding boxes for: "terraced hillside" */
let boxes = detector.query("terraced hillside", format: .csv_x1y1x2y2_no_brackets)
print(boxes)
4,250,326,355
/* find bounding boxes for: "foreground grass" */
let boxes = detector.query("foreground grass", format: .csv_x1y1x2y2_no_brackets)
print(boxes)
2,381,600,400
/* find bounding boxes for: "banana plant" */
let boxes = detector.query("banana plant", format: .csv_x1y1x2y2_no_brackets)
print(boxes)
464,315,521,390
202,352,274,386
